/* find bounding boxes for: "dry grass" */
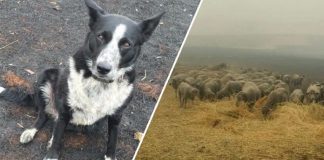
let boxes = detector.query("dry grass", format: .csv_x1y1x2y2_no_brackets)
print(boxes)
2,71,31,90
136,86,324,160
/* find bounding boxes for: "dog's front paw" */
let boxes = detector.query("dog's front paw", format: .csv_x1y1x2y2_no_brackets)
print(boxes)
43,158,58,160
43,151,59,160
104,155,116,160
0,86,5,93
20,128,38,144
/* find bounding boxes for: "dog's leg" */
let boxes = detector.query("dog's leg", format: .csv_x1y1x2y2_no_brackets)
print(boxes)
20,77,49,144
105,114,122,160
20,109,48,143
44,113,70,160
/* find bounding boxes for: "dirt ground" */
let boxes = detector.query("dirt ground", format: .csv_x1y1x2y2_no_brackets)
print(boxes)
136,86,324,160
0,0,200,159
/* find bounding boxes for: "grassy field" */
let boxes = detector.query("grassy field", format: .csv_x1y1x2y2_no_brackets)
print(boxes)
136,86,324,160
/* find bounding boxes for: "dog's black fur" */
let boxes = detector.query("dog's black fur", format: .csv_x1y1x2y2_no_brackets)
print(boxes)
0,0,164,159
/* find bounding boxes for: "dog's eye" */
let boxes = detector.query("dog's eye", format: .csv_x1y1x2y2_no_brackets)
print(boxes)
119,39,131,49
121,42,130,48
97,34,104,42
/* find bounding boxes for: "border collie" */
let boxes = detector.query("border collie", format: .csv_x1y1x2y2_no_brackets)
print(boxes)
0,0,164,159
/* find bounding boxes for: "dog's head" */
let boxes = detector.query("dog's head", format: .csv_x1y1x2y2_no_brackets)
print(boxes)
84,0,164,82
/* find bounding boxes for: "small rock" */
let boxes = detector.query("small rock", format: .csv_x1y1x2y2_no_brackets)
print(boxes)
49,0,62,11
24,68,35,75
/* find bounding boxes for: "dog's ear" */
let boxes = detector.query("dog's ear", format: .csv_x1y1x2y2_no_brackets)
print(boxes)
139,12,165,42
85,0,105,28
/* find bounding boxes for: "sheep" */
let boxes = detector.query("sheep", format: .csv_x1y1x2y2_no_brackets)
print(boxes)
274,79,283,85
195,74,209,82
264,71,273,76
177,82,199,108
304,83,322,104
192,79,205,100
240,67,256,74
203,88,215,101
236,82,261,111
184,76,196,86
273,73,282,80
263,76,276,85
213,63,228,70
321,83,324,103
220,74,235,86
289,89,304,104
202,79,221,101
258,82,274,97
236,74,247,81
252,78,264,85
216,80,243,99
170,73,187,96
282,74,291,84
289,74,304,91
188,70,199,77
261,87,289,117
274,81,290,93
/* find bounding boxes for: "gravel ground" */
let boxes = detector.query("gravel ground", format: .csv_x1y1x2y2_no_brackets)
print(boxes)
0,0,200,159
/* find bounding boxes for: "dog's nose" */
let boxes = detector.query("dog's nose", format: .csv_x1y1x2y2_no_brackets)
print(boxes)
97,63,112,75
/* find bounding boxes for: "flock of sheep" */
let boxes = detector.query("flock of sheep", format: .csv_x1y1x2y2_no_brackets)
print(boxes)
170,64,324,117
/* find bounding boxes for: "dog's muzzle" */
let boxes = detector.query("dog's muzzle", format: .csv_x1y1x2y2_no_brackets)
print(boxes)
97,62,112,75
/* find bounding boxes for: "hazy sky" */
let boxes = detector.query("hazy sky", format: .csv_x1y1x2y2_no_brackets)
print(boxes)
179,0,324,77
190,0,324,36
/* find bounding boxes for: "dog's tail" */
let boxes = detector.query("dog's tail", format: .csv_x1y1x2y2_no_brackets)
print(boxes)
0,86,34,106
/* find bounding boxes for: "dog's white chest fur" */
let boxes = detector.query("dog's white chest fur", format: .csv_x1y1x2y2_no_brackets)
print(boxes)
67,58,133,125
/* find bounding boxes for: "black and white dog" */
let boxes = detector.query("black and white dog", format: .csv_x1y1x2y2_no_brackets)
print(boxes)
0,0,164,159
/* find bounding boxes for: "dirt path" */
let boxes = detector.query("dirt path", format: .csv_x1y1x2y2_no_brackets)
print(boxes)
0,0,200,159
